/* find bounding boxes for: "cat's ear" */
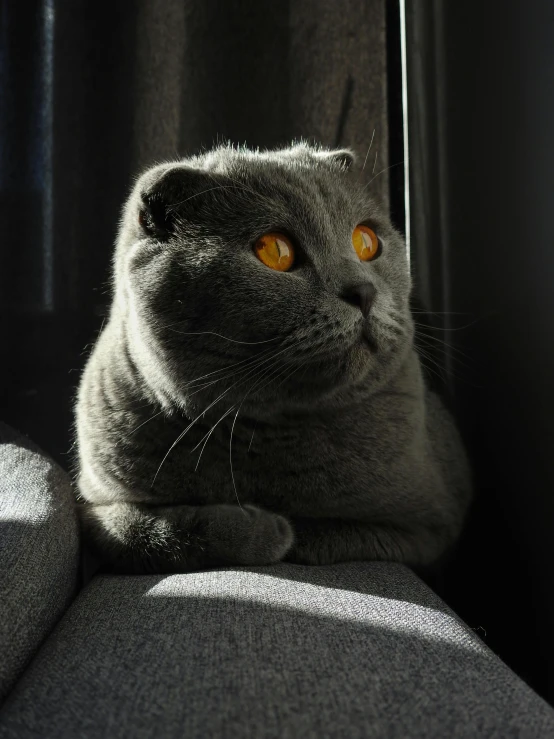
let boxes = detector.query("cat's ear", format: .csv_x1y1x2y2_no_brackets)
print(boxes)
137,165,208,239
314,148,356,171
138,190,174,239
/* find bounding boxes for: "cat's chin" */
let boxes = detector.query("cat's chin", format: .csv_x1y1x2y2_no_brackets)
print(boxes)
174,335,404,418
344,341,378,384
358,334,378,357
335,332,410,392
289,339,377,397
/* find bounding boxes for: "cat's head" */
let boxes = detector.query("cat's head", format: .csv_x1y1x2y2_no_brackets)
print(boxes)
113,144,413,415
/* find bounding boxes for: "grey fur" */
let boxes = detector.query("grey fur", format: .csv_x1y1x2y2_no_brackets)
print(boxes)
75,143,472,574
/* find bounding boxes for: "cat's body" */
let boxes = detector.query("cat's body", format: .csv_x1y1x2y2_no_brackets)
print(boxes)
75,144,471,573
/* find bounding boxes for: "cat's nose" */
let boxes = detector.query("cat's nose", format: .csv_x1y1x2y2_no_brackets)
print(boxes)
339,282,376,318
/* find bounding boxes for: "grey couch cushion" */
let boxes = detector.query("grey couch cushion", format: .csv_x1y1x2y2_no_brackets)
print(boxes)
0,423,79,704
1,562,553,738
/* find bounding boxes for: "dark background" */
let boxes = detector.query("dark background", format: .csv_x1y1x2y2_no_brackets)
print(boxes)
404,1,554,705
2,0,554,706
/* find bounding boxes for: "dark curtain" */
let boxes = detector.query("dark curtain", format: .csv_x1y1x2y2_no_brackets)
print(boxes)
405,0,554,707
0,0,389,463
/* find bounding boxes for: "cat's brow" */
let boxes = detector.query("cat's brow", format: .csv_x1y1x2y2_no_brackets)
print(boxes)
166,185,245,211
204,171,275,210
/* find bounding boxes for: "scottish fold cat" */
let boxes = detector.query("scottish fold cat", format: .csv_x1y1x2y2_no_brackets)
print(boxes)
75,144,471,573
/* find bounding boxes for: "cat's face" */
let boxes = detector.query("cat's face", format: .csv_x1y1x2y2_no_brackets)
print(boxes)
115,145,413,415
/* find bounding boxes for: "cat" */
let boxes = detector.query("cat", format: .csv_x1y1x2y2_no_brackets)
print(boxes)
74,143,472,574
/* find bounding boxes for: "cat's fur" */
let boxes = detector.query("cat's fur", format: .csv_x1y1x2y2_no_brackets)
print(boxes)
75,143,472,574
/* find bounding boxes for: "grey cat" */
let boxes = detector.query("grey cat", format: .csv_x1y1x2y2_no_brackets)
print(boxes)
75,143,472,574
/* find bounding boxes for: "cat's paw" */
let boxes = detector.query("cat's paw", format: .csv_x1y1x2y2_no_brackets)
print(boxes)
224,504,294,565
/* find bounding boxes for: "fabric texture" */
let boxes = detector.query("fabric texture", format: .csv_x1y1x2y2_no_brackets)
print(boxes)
0,422,79,705
1,562,553,738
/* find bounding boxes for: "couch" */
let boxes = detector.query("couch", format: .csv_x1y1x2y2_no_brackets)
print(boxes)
1,422,553,738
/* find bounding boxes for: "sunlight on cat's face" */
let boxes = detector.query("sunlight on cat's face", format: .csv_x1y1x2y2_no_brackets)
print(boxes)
119,145,414,412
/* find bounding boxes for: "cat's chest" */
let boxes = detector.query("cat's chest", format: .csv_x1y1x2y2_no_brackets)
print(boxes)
157,401,423,516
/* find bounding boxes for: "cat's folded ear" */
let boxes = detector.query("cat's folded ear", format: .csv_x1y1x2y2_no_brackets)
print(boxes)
138,189,173,239
313,148,356,171
136,165,214,239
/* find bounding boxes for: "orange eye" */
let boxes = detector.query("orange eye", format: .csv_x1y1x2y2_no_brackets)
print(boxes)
254,232,294,272
352,225,379,261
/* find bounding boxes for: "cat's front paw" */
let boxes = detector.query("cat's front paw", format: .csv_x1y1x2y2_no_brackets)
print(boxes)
229,504,294,565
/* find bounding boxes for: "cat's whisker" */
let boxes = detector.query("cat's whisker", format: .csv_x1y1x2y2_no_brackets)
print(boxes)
151,425,191,488
189,349,296,400
146,324,286,394
220,173,277,210
415,327,474,362
151,338,306,486
243,355,299,404
363,159,406,190
416,342,473,385
186,375,241,398
185,342,288,397
299,362,311,383
228,351,306,505
193,405,236,471
188,345,287,399
166,328,280,345
151,379,247,487
417,318,482,332
416,326,473,364
358,129,376,178
407,309,484,332
416,341,474,375
229,408,243,509
233,344,303,416
129,409,165,435
167,185,250,211
414,346,448,385
419,361,446,385
183,343,284,390
270,358,306,395
248,424,256,452
185,337,304,393
410,309,474,316
204,170,276,211
415,337,450,368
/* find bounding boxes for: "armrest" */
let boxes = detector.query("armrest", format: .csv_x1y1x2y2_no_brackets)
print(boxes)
2,563,554,737
0,423,79,704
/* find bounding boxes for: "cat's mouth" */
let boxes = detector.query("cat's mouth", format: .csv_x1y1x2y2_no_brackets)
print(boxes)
359,322,378,354
313,331,377,363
